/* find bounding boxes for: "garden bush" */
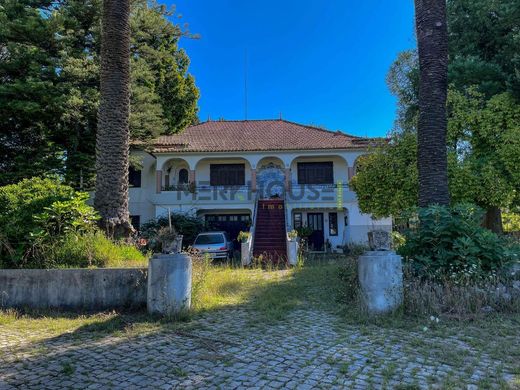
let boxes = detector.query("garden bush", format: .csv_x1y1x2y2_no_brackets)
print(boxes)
0,177,98,268
139,213,204,251
0,177,145,269
42,232,147,268
398,204,519,281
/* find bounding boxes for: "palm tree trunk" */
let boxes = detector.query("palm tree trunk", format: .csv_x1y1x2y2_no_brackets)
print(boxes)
94,0,133,238
414,0,450,207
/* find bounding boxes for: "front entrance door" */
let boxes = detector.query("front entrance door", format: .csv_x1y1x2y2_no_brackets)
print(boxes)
307,213,324,251
256,162,285,199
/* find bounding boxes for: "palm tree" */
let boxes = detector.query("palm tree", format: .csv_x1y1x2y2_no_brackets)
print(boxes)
414,0,450,207
94,0,133,237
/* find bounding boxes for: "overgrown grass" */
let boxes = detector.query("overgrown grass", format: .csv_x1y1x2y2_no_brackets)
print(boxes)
190,254,341,322
43,232,149,268
1,255,519,390
2,253,519,370
0,255,343,339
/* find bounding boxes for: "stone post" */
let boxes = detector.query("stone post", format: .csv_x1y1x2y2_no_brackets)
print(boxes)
348,167,355,181
358,251,403,314
287,240,299,266
156,170,162,193
241,241,251,266
147,253,192,317
189,169,196,184
358,229,403,314
251,168,257,192
284,168,291,191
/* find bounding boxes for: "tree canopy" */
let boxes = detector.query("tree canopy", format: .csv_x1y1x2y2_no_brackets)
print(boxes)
0,0,199,188
351,0,520,230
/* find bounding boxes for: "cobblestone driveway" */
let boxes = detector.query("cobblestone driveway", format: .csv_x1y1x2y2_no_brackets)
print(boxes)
0,308,517,389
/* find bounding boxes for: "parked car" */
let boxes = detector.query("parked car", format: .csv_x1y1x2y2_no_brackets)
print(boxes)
193,231,234,259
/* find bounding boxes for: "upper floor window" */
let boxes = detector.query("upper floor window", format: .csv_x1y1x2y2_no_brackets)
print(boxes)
129,166,141,188
210,164,245,186
297,162,333,185
178,168,189,184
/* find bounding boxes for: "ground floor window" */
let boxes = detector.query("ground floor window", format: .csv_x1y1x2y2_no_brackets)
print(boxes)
293,212,302,228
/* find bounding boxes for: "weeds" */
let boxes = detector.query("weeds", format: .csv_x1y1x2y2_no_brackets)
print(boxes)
61,362,75,376
336,255,520,322
402,265,520,320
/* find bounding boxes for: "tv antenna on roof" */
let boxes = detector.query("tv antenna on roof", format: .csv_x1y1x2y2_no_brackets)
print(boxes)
244,48,248,120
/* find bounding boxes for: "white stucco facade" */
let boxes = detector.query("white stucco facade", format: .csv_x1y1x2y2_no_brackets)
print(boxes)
128,148,391,251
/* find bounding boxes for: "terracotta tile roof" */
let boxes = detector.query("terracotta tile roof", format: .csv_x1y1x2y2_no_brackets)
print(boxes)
153,119,382,153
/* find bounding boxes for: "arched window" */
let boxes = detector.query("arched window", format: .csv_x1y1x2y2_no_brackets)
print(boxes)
178,168,189,184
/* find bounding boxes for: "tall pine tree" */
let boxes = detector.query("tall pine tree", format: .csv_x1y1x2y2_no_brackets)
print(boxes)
0,0,199,188
0,0,64,185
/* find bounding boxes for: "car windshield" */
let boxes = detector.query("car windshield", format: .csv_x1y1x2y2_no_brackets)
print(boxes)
195,234,224,245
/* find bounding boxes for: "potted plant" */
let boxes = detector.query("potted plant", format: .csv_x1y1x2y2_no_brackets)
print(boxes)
238,231,251,266
367,229,391,251
237,231,250,243
295,225,313,251
157,226,183,254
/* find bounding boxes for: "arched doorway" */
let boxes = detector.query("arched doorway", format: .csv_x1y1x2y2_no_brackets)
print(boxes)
178,168,189,184
256,157,285,199
161,158,190,190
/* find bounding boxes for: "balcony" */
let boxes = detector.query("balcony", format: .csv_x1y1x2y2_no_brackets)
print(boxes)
286,183,357,206
151,182,356,207
152,184,255,206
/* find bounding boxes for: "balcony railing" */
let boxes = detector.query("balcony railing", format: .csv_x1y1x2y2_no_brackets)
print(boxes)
155,182,355,205
155,184,254,204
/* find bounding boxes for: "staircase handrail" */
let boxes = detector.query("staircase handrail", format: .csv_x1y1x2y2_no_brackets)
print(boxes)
247,191,260,260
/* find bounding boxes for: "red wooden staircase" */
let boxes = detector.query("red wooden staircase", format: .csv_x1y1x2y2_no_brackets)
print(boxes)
253,199,287,263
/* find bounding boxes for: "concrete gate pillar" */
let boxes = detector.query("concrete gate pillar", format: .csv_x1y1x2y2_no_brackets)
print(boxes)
147,253,192,317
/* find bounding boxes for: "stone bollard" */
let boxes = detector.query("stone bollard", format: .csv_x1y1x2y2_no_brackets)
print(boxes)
287,240,299,266
147,253,192,317
241,242,251,266
358,251,403,314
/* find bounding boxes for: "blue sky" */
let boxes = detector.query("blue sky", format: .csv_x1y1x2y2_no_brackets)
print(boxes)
169,0,416,137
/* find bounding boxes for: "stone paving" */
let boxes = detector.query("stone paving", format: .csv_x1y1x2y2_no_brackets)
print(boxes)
0,308,517,389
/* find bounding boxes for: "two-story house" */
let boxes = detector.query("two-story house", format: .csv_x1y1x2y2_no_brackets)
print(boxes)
128,119,391,258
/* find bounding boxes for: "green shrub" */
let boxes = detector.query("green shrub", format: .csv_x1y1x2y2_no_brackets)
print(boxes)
0,177,99,268
32,193,98,237
43,232,147,268
399,204,519,281
140,213,204,250
503,211,520,232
